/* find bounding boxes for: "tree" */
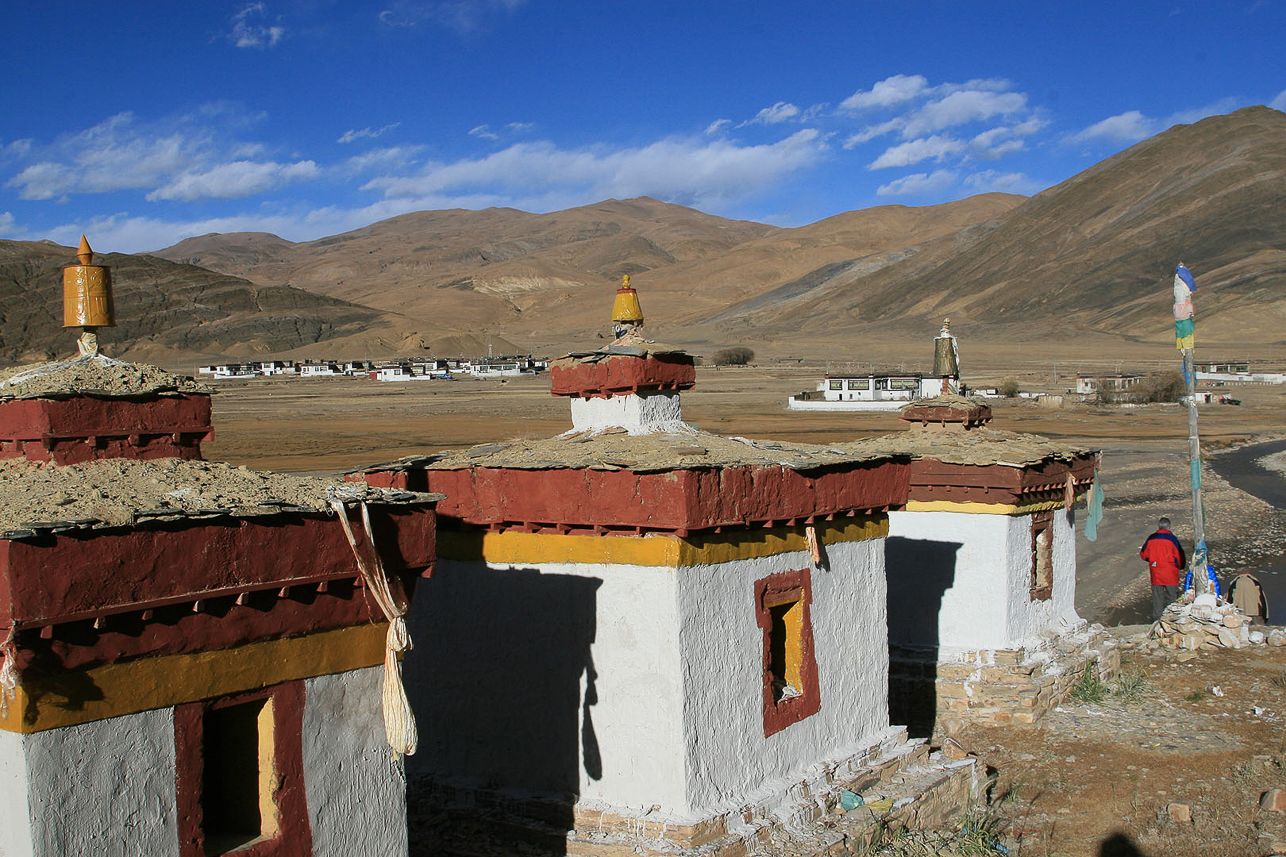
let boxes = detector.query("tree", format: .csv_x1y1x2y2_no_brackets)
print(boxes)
999,377,1021,398
713,347,754,366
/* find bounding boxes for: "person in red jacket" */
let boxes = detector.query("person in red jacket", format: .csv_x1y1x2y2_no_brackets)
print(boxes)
1140,516,1186,620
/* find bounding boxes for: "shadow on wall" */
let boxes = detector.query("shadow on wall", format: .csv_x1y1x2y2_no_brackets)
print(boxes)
885,536,961,739
404,563,602,855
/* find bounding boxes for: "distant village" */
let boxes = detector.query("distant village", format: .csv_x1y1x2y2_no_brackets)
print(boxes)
197,354,549,381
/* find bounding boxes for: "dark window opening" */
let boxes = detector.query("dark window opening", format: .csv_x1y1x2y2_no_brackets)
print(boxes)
202,699,272,855
767,599,804,703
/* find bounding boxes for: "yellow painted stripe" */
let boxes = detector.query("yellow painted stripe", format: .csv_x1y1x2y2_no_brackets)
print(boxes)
438,517,888,567
904,498,1071,515
1,623,386,734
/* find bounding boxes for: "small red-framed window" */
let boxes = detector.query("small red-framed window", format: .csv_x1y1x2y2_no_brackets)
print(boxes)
175,681,312,857
755,567,821,737
1030,511,1054,601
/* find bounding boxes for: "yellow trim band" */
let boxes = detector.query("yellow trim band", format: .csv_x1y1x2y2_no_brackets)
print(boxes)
904,499,1069,515
1,623,386,734
439,517,888,566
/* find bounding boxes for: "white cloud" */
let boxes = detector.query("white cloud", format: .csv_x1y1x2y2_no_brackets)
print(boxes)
338,124,400,144
1071,110,1156,144
869,135,964,170
843,119,902,148
506,122,534,133
0,211,16,235
901,90,1027,138
362,129,827,210
4,109,323,205
6,113,197,200
343,146,426,174
705,118,731,136
1272,89,1286,111
378,0,526,34
229,3,286,49
147,160,318,202
876,170,957,197
841,74,928,110
468,125,500,140
963,170,1041,194
747,101,800,125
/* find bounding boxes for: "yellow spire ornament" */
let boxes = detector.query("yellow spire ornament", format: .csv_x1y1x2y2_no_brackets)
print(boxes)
611,274,644,339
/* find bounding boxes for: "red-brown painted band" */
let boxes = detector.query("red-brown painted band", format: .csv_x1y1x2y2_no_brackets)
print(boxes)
907,455,1096,504
0,394,213,463
0,506,435,629
549,353,696,398
422,460,910,533
17,576,390,672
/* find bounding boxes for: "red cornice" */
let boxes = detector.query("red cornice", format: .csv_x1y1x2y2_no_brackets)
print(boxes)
549,353,696,399
0,393,213,463
420,460,910,535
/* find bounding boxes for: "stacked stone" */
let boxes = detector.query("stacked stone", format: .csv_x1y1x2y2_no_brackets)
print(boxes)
1150,594,1279,650
904,627,1121,730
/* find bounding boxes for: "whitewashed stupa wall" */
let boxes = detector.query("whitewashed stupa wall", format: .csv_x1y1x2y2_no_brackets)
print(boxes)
405,534,892,820
405,556,688,810
302,666,409,857
0,729,36,857
888,508,1081,655
676,538,889,818
569,390,686,434
14,708,179,857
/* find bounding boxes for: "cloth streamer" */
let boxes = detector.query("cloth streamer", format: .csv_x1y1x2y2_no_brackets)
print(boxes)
330,497,419,756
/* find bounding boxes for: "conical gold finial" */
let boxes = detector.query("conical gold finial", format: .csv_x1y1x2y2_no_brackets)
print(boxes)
63,235,115,355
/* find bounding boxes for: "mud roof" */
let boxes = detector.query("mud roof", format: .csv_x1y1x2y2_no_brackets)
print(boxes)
846,426,1094,467
362,428,903,475
0,457,441,540
0,355,209,400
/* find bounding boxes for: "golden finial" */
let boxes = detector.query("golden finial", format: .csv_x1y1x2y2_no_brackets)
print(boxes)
63,235,115,356
611,273,644,339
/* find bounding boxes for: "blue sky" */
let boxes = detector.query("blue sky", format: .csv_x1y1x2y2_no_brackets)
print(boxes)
2,1,1283,253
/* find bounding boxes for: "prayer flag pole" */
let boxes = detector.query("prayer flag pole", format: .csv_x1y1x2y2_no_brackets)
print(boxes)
1173,262,1210,593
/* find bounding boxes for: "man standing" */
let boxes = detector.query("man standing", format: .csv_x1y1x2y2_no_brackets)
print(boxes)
1140,516,1186,620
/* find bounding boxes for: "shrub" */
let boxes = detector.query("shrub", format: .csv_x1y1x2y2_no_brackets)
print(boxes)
713,347,754,366
1131,370,1186,403
998,377,1021,398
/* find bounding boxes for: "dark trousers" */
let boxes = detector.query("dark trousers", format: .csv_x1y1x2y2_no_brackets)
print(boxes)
1152,584,1182,620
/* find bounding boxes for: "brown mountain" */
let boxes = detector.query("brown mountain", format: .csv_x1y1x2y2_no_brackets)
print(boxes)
155,194,1021,353
0,240,428,366
704,106,1286,348
157,198,780,340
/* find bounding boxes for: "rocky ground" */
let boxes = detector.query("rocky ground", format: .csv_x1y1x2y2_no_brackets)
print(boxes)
957,632,1286,857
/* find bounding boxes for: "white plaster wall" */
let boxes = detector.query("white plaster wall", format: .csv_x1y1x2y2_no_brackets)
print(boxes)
0,729,35,857
1003,507,1080,646
23,708,178,857
676,539,889,818
405,557,688,810
569,390,686,434
888,509,1081,654
303,666,407,857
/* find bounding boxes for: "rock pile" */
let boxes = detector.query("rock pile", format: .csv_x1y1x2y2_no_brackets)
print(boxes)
1149,593,1284,650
